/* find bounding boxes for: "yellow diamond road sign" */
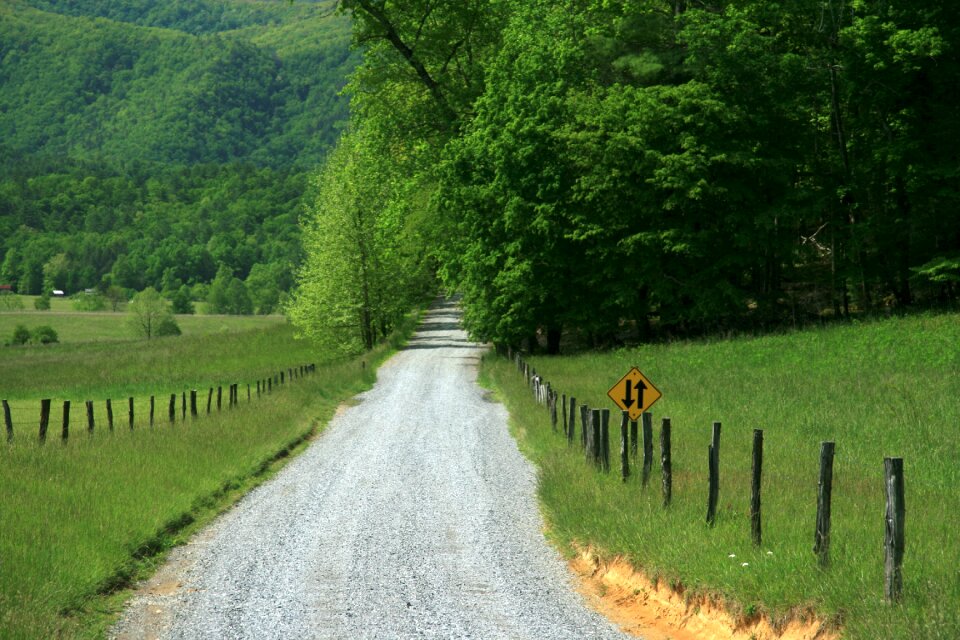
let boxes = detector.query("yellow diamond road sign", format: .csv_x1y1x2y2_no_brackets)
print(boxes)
608,367,662,421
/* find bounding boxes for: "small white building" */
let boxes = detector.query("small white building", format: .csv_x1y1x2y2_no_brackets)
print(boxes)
52,289,65,297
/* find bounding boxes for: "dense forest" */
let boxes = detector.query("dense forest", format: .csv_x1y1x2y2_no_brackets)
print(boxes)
0,0,355,308
292,0,960,352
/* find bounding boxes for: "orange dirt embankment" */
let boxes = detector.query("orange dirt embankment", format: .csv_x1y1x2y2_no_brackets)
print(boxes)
570,548,840,640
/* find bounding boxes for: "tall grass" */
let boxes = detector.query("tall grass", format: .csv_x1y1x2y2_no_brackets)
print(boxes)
0,313,418,639
483,312,960,639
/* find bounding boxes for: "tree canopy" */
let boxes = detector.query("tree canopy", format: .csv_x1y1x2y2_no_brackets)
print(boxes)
294,0,960,352
0,0,357,311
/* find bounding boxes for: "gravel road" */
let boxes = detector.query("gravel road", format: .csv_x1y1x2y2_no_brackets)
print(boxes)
111,300,631,639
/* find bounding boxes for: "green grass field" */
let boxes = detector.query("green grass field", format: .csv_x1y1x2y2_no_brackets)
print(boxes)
0,308,419,639
0,295,282,344
0,319,304,406
483,312,960,640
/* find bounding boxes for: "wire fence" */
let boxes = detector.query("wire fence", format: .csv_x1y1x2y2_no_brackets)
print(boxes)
507,348,906,605
2,364,317,443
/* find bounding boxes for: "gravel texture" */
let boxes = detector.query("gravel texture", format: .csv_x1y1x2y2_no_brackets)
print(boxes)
110,300,631,639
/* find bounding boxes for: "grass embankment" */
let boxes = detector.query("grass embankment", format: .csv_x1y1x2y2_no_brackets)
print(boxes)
0,312,419,639
483,313,960,640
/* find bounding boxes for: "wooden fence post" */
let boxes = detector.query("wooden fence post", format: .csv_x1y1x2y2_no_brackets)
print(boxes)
814,441,836,567
39,399,51,443
217,386,222,411
86,400,94,433
257,380,261,398
580,405,589,453
567,396,576,445
247,384,251,402
61,400,70,442
884,457,905,603
150,396,155,426
630,419,639,460
620,410,630,482
168,394,176,423
751,429,764,546
181,392,186,419
106,399,114,432
190,390,198,417
128,397,134,430
549,387,558,430
600,409,610,472
3,400,13,442
591,408,602,469
561,393,567,436
268,378,272,393
642,412,654,487
707,421,721,526
281,371,285,384
207,388,213,413
661,417,672,507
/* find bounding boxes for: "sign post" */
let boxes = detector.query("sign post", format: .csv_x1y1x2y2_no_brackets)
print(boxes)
607,367,662,421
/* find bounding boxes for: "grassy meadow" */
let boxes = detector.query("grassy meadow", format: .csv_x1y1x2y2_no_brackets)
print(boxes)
0,313,298,406
483,312,960,640
0,295,282,344
0,307,419,639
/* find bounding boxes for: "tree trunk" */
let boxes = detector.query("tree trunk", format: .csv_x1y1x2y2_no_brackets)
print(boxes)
546,326,561,355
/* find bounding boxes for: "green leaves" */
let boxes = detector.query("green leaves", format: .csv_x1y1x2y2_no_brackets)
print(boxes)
290,130,434,353
296,0,960,351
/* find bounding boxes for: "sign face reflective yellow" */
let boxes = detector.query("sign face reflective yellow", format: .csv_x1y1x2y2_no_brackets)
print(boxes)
607,367,662,420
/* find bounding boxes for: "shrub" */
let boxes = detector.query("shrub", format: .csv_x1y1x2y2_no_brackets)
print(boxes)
34,295,50,310
72,293,106,311
155,316,182,337
32,326,58,344
11,324,31,345
0,293,24,311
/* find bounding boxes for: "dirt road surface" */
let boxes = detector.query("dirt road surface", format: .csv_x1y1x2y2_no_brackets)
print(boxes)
110,300,631,639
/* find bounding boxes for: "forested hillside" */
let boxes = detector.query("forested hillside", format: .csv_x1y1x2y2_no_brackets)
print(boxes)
292,0,960,352
0,0,355,305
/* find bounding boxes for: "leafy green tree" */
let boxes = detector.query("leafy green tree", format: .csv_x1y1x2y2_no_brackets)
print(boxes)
206,264,232,314
127,287,176,339
245,263,282,314
226,279,254,315
103,285,127,312
170,284,195,314
34,294,51,311
290,130,433,352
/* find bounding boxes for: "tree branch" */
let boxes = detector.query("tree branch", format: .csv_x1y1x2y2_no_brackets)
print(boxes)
350,0,457,124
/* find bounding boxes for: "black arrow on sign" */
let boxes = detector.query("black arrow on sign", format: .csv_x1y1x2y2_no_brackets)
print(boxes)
623,378,647,409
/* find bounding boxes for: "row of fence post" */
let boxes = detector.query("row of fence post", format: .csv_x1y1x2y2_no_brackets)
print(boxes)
509,351,906,604
3,364,317,444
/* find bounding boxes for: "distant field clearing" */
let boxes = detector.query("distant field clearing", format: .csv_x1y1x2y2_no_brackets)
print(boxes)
0,300,285,344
